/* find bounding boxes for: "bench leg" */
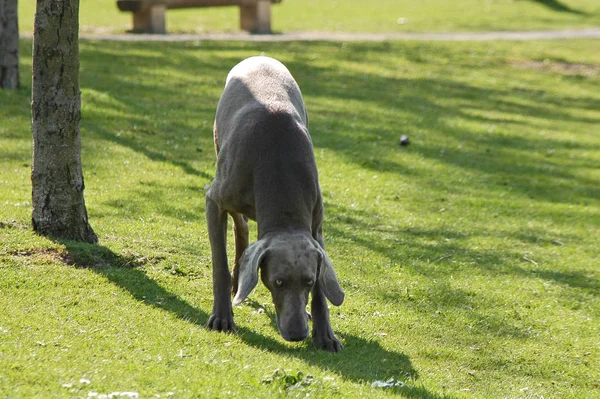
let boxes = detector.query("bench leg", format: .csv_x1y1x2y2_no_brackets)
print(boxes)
132,4,167,34
240,0,271,34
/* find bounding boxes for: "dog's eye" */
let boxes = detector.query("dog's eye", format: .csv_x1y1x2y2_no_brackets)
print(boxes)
306,280,314,287
275,280,283,287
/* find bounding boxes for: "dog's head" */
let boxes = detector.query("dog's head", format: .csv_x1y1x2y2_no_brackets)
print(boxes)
232,232,344,342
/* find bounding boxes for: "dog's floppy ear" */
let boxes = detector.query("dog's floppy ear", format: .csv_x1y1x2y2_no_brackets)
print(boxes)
317,248,345,306
233,240,267,306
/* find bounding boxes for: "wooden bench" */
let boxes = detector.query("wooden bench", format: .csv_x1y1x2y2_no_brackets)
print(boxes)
117,0,282,34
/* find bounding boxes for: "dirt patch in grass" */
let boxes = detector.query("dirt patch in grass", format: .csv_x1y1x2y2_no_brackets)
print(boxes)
8,247,164,269
0,220,28,230
7,247,69,266
8,248,63,259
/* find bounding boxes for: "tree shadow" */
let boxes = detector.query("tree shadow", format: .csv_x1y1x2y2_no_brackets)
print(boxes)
85,120,213,180
57,239,209,325
325,201,600,298
15,39,599,211
285,44,600,206
68,39,600,212
77,40,229,181
527,0,587,14
526,269,600,293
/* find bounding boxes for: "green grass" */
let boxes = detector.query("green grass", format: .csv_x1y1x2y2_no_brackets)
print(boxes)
18,0,600,35
1,38,599,398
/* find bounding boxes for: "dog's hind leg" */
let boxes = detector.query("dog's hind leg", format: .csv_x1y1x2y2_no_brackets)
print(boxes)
230,212,249,296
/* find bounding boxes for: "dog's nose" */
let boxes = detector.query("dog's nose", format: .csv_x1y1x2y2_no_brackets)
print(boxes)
284,328,309,342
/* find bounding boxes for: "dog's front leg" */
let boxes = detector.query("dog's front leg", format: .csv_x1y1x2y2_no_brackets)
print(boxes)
311,281,343,352
206,195,236,333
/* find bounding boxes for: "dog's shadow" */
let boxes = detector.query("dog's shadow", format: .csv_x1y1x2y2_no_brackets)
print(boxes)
237,319,449,398
59,241,448,398
241,300,419,385
240,322,417,383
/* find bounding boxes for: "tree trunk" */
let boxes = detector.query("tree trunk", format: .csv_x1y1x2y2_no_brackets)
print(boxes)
31,0,97,243
0,0,20,89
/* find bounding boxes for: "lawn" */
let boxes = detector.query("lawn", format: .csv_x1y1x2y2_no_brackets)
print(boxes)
1,37,599,397
17,0,600,35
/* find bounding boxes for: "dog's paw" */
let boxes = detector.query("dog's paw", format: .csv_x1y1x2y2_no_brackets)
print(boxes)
313,330,343,352
207,311,236,334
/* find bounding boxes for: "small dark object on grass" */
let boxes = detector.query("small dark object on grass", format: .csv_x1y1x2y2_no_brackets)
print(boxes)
400,135,410,146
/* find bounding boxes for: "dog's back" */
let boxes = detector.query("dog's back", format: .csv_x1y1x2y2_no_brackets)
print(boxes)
214,56,308,151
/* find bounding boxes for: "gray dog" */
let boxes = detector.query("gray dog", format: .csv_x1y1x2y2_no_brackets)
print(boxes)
205,56,344,352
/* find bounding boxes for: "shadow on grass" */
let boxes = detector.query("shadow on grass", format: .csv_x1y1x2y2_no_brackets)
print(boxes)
244,299,424,384
281,43,599,208
301,67,599,205
11,39,598,212
235,312,457,399
326,201,600,298
45,39,597,215
56,239,452,398
528,0,587,14
238,326,427,394
58,239,209,325
84,119,213,180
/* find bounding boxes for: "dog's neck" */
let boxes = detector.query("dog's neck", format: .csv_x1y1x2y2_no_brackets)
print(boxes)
254,166,318,238
250,113,320,239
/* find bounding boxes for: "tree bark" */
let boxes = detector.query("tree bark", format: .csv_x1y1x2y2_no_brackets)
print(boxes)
31,0,97,243
0,0,20,89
